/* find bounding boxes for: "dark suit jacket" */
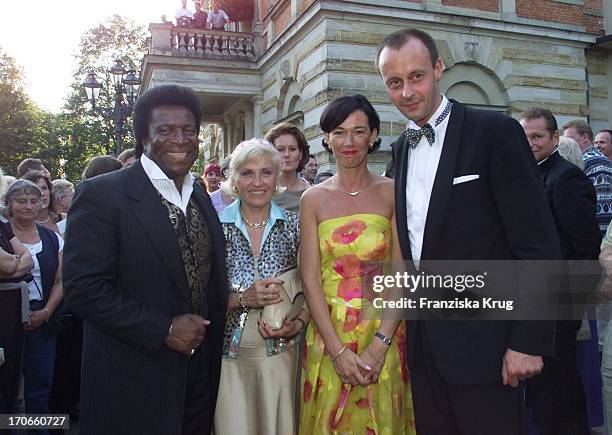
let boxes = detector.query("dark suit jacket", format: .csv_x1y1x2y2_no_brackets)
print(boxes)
539,151,601,317
392,101,560,385
63,161,228,435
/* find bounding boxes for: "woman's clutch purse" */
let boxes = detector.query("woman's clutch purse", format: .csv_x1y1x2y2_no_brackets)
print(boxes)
261,267,305,330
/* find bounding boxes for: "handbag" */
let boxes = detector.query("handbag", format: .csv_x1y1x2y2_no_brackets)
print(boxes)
261,267,305,330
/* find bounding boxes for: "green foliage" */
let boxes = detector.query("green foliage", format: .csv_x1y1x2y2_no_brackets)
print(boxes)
0,15,147,182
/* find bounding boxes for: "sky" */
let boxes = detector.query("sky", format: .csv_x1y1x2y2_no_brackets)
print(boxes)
0,0,185,113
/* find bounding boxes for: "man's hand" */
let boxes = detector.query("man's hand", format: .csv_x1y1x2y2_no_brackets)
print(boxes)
502,348,543,388
165,314,210,356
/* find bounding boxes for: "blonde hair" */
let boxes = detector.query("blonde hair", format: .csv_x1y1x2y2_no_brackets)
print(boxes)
557,136,585,170
222,138,285,198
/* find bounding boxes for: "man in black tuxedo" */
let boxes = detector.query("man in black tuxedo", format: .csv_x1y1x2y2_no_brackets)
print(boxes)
63,85,228,435
377,29,560,434
520,107,600,435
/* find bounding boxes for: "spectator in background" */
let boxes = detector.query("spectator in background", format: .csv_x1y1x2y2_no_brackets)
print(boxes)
22,171,62,236
595,130,612,160
558,136,585,170
303,154,317,185
192,1,208,28
313,170,333,185
81,156,122,181
265,123,311,213
203,163,222,193
117,148,138,168
5,180,64,429
18,158,50,178
0,169,34,416
207,1,230,30
175,0,193,26
563,119,612,236
51,180,74,237
209,155,235,213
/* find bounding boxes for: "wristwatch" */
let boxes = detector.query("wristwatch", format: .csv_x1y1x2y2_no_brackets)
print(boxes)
374,331,392,346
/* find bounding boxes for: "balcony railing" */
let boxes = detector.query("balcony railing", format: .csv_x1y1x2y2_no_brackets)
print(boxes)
148,23,260,60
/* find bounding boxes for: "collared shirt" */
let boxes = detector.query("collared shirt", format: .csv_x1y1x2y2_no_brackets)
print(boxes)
207,10,229,28
537,149,558,166
405,95,451,267
140,154,195,214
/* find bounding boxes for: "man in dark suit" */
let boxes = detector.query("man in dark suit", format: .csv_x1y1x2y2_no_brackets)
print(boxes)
377,29,560,434
520,107,600,435
63,85,228,435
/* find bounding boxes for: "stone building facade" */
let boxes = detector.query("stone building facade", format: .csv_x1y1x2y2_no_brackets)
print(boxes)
140,0,611,172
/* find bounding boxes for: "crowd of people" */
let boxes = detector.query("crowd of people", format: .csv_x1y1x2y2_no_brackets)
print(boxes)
2,27,612,435
174,0,230,30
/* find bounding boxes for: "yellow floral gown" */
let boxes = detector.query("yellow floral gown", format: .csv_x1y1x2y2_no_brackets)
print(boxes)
300,214,415,435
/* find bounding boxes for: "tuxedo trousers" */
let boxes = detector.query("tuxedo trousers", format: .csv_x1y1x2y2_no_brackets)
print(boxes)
411,325,524,435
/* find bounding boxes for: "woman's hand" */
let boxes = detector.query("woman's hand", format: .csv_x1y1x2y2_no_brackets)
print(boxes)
359,339,389,384
333,348,372,386
24,309,48,331
241,277,284,308
258,316,303,339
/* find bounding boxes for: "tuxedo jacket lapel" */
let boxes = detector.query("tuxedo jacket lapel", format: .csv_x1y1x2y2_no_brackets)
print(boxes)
125,162,191,305
421,101,464,260
394,133,414,262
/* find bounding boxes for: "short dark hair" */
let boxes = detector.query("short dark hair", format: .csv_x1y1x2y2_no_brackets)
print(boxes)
319,94,381,154
133,85,202,156
519,107,558,134
562,119,593,142
308,154,315,160
264,122,310,172
17,158,45,177
82,155,123,180
376,28,439,70
597,129,612,139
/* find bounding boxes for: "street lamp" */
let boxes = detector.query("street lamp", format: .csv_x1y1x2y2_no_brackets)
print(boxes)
82,59,141,156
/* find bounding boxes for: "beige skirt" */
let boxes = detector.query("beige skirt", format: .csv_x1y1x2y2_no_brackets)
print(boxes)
214,310,298,435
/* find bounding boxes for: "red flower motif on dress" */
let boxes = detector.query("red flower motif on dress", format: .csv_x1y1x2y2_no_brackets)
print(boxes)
338,277,362,302
331,220,367,245
356,397,369,409
303,380,313,403
343,307,361,332
364,240,390,261
333,254,361,279
366,428,377,435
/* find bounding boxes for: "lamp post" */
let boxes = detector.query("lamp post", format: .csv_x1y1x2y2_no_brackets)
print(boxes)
82,59,141,156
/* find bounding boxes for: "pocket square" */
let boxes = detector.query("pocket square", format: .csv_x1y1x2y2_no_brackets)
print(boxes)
453,174,480,185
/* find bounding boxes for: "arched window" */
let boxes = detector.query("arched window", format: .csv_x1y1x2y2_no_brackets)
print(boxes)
440,63,509,113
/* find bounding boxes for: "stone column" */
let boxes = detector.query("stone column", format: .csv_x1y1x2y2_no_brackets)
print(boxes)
148,23,173,55
252,95,264,137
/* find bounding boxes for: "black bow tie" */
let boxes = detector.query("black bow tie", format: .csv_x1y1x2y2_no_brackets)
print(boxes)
405,124,435,149
404,99,454,150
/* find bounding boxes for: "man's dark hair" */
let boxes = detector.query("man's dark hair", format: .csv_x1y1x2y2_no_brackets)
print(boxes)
308,154,315,160
597,129,612,139
133,85,202,157
320,94,381,154
562,119,593,142
376,28,439,70
519,107,558,135
17,158,45,177
82,155,123,180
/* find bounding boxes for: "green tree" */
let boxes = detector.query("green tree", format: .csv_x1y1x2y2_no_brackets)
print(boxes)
0,48,60,177
58,15,147,181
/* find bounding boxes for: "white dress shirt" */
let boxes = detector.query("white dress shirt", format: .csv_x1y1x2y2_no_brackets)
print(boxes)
207,10,229,28
140,154,195,215
405,95,452,268
175,7,193,19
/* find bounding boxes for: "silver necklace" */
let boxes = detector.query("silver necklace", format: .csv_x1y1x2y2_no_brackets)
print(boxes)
332,175,372,197
241,211,269,229
34,215,50,224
